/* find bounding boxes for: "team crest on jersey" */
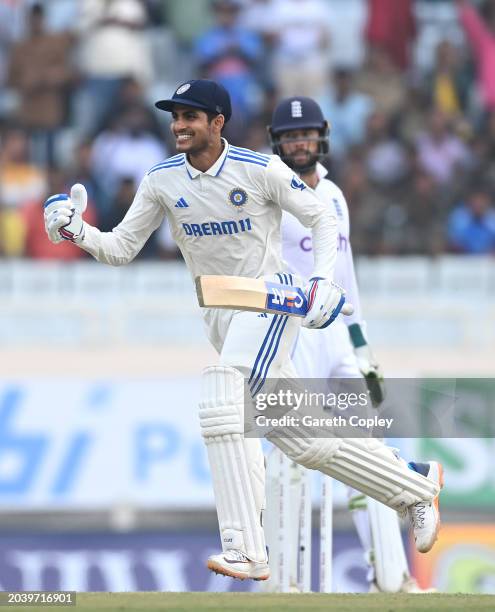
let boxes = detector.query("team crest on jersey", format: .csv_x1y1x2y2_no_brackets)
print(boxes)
229,187,248,209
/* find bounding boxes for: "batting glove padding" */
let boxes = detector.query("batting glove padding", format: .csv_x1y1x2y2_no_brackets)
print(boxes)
44,184,87,244
302,277,346,329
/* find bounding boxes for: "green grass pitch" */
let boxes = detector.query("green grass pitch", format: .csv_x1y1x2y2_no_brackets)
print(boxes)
13,592,495,612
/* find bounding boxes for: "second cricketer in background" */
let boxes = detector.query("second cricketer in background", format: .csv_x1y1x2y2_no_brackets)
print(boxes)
266,97,432,593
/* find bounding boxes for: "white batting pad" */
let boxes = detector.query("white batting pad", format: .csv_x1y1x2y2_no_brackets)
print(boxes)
368,497,409,592
271,435,439,512
199,366,267,562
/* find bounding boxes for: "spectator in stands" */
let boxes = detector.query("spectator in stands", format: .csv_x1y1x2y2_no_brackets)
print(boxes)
340,152,393,255
355,45,407,119
398,79,432,145
425,39,471,118
398,169,447,255
194,0,263,142
0,126,47,208
270,0,330,99
76,0,154,137
362,110,410,187
0,126,46,257
318,67,375,161
475,110,495,191
98,76,164,141
163,0,213,49
447,181,495,253
415,107,472,187
23,166,97,259
100,176,134,232
365,0,416,70
90,102,167,203
456,0,495,113
6,3,74,165
240,0,277,50
0,0,25,89
101,176,158,258
238,0,277,104
68,140,105,218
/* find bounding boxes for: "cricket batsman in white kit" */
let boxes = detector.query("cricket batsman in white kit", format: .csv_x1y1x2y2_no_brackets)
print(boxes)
266,96,432,592
43,79,443,582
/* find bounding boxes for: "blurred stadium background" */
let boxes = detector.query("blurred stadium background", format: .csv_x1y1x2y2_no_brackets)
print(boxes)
0,0,494,596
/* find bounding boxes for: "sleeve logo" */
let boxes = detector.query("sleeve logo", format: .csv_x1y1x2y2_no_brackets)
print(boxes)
291,176,307,191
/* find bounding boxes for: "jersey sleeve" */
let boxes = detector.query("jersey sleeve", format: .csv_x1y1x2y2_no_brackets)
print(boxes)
263,156,338,280
79,174,166,265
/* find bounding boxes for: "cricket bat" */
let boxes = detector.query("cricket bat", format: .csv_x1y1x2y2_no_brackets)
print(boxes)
195,275,353,317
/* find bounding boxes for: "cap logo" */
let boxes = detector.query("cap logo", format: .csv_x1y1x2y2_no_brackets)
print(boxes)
176,83,191,95
291,100,303,118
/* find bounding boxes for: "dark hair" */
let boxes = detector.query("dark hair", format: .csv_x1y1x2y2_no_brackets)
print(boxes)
205,110,226,134
206,111,219,123
31,3,44,17
467,176,493,198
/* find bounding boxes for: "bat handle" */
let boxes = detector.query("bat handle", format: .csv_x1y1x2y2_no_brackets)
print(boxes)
341,303,354,316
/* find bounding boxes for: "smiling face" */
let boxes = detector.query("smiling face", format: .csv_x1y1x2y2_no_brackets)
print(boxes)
278,128,320,172
170,105,223,155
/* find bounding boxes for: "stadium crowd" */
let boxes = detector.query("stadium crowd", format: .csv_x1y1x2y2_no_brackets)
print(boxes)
1,0,495,259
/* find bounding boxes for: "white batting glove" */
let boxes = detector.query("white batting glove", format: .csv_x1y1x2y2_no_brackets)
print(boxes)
44,184,87,244
302,277,346,329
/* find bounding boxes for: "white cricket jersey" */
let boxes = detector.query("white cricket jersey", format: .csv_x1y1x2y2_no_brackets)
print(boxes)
281,164,362,326
81,139,337,279
79,140,338,348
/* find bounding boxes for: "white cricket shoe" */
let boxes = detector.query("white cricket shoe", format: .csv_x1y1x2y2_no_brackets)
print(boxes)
369,576,437,593
400,576,437,593
207,550,270,581
408,461,444,553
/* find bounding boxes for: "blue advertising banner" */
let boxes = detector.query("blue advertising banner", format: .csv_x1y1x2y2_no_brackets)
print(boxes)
0,530,368,593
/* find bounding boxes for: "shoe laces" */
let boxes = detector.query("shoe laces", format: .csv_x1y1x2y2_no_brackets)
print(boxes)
226,549,249,562
411,501,427,529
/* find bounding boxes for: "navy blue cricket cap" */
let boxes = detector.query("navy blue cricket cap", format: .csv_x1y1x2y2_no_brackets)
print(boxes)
155,79,232,123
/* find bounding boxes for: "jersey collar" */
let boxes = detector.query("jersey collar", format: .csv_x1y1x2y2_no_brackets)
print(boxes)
185,138,230,179
316,162,328,179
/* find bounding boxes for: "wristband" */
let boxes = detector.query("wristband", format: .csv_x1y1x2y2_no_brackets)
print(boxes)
348,323,367,348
